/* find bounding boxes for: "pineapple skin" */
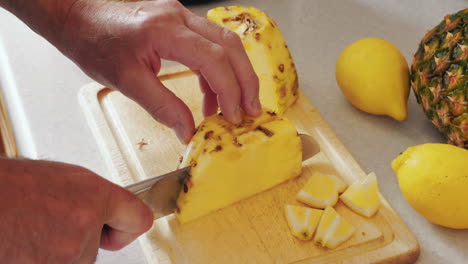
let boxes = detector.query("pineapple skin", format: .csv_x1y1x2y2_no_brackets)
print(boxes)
207,6,299,114
175,110,302,224
411,8,468,148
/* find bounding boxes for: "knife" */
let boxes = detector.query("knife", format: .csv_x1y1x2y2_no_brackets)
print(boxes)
125,133,321,219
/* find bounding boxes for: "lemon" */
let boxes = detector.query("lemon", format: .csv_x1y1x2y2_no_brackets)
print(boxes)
297,173,347,208
284,205,323,240
314,207,355,249
340,172,381,217
392,144,468,229
335,38,410,121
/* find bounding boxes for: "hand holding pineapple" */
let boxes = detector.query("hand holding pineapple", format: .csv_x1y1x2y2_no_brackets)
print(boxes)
208,6,299,114
15,0,264,143
175,6,303,224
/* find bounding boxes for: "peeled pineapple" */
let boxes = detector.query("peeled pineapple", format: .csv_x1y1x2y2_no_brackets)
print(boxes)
340,172,381,218
297,173,347,209
284,205,323,240
208,6,299,114
176,110,302,224
314,207,355,249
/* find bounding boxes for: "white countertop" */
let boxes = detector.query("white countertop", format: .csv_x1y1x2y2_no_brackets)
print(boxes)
1,0,467,263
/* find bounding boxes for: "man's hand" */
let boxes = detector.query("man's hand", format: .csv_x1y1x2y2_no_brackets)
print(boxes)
0,0,261,261
0,158,153,263
58,0,261,142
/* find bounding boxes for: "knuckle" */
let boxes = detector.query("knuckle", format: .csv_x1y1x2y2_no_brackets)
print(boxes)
140,1,183,28
244,72,259,89
192,35,207,55
221,28,242,47
210,44,227,63
147,102,176,128
147,12,174,25
164,0,183,9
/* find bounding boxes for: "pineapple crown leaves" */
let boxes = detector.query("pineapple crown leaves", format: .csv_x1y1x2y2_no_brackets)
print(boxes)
411,8,468,148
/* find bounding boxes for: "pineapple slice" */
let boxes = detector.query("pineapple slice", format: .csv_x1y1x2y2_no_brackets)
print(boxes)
296,173,347,209
340,172,381,217
284,205,323,241
329,174,348,194
176,110,302,224
208,6,299,114
314,206,339,246
314,207,355,249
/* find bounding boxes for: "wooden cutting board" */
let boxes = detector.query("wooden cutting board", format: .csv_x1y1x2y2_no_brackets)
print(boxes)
79,65,419,264
0,88,17,158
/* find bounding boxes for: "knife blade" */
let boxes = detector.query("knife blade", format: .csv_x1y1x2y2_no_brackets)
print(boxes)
125,133,320,219
125,166,191,219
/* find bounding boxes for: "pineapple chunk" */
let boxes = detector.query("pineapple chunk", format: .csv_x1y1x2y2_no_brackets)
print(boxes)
296,173,347,209
285,205,323,241
314,207,355,249
176,110,302,224
340,172,381,217
329,174,348,194
208,6,299,114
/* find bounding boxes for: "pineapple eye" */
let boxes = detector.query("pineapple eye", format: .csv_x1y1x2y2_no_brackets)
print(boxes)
255,126,274,137
204,130,214,140
278,64,285,73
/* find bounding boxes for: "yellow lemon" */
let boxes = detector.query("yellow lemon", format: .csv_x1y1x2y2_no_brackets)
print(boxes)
284,205,323,240
392,144,468,229
336,38,410,121
340,172,381,218
297,173,347,208
314,207,355,249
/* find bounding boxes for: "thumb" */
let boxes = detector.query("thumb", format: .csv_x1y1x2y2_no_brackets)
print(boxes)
100,184,153,251
119,69,195,143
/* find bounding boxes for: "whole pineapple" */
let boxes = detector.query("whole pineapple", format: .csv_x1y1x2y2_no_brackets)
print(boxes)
411,8,468,148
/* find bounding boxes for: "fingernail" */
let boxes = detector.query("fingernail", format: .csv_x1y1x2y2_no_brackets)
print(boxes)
174,122,190,144
251,97,262,115
234,105,242,123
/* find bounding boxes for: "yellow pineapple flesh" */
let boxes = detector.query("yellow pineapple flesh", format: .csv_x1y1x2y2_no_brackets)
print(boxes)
296,173,347,209
285,205,323,241
340,172,381,217
176,110,302,224
207,6,299,114
314,207,355,249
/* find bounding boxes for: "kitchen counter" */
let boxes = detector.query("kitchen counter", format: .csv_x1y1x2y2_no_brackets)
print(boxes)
0,0,467,263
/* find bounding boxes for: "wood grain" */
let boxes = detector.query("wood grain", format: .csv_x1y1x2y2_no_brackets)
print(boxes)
79,65,420,264
0,87,17,158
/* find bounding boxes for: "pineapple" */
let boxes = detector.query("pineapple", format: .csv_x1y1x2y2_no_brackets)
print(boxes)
176,110,302,224
411,8,468,148
340,172,381,218
314,207,355,249
296,173,347,209
208,6,299,114
284,205,323,241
